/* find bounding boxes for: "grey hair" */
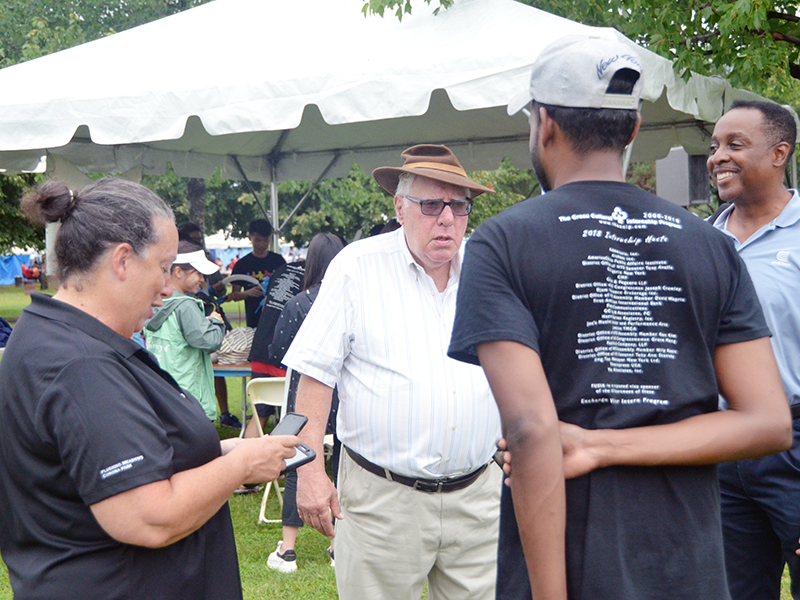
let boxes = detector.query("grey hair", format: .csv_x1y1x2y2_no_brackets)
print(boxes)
395,173,416,199
395,172,471,202
21,178,174,282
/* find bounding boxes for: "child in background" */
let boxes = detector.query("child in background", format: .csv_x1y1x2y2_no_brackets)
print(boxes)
144,241,225,421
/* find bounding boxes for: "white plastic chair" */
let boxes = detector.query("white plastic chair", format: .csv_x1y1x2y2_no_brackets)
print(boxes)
246,376,289,524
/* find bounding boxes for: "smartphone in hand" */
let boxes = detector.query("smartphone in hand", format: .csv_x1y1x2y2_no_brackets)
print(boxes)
269,412,316,471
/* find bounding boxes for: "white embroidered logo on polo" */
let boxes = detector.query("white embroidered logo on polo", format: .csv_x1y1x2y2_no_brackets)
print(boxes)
771,250,791,267
99,455,144,480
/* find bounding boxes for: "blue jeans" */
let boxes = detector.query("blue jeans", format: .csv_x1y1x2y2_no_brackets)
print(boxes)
719,420,800,600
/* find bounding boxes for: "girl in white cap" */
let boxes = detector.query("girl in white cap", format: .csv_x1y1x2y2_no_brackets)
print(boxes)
144,240,226,421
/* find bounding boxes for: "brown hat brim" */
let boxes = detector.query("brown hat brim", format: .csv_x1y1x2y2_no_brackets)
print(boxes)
372,164,494,198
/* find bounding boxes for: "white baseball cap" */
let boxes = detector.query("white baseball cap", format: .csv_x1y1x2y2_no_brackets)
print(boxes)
508,35,643,116
174,250,219,275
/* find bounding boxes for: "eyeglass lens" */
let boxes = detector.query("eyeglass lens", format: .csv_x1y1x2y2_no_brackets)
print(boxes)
418,199,472,216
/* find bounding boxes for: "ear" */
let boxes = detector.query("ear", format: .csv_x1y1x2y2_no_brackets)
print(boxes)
538,106,557,147
627,113,642,146
394,194,406,225
109,243,135,281
771,141,792,169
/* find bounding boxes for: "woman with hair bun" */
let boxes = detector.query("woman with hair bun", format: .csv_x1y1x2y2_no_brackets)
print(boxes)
0,178,300,600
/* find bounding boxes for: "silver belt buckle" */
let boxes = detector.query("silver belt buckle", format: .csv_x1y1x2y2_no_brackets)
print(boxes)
413,478,445,493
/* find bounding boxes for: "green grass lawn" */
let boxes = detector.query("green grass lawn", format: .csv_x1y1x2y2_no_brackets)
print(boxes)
0,283,48,323
232,491,338,600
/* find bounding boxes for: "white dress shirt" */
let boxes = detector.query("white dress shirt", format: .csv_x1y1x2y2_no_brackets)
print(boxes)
283,227,501,479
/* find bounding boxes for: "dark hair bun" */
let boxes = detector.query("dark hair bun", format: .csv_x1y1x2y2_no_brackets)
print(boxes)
18,177,174,282
21,180,75,225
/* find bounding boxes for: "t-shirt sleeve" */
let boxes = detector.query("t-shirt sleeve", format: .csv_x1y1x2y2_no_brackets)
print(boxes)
37,356,175,505
282,255,351,388
231,258,246,276
716,247,771,345
449,222,542,365
269,252,287,272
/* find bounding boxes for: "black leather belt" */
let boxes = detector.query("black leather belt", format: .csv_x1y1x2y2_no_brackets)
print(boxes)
791,405,800,419
345,446,488,493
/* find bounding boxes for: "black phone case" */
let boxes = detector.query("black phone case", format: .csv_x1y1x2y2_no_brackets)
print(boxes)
269,412,308,436
283,443,316,472
269,413,316,472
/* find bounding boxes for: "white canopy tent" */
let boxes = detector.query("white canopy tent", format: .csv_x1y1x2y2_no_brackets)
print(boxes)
203,231,252,251
0,0,766,221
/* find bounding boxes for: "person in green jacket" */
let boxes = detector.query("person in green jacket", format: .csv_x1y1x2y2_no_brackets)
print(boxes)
144,241,225,421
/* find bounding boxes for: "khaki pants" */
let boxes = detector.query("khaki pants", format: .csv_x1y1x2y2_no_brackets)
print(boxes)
335,450,502,600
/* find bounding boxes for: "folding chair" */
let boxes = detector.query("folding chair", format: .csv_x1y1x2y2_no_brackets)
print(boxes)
245,376,289,524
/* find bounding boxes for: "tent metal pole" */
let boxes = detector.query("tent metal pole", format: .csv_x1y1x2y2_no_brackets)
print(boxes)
278,153,341,233
622,141,634,178
231,150,341,251
230,155,271,221
270,162,280,252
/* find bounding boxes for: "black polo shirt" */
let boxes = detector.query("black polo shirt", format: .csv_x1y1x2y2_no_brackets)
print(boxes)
0,294,242,600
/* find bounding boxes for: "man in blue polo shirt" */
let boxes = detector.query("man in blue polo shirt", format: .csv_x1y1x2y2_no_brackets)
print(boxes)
708,100,800,600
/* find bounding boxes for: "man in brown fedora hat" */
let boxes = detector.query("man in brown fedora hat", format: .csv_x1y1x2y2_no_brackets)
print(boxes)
283,144,503,599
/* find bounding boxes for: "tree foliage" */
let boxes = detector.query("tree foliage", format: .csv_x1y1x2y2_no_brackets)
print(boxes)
0,0,211,68
0,1,213,255
279,161,544,245
143,166,266,240
276,165,394,245
145,160,543,248
0,174,44,255
363,0,800,101
468,158,540,226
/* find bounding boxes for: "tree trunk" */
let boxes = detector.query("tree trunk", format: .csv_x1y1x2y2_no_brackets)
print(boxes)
187,178,206,230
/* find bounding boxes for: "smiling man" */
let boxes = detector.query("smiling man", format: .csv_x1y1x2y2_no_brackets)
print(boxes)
708,101,800,600
283,145,503,600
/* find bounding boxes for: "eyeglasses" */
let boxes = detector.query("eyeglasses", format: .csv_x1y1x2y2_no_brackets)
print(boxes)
402,195,473,216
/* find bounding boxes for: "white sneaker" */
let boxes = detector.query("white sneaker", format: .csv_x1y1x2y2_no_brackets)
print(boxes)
267,541,298,573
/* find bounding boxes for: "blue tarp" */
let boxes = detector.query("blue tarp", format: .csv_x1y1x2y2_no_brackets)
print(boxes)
0,255,30,285
211,248,248,268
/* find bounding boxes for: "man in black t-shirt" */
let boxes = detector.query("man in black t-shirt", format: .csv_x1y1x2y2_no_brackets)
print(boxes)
448,35,791,600
226,218,286,328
